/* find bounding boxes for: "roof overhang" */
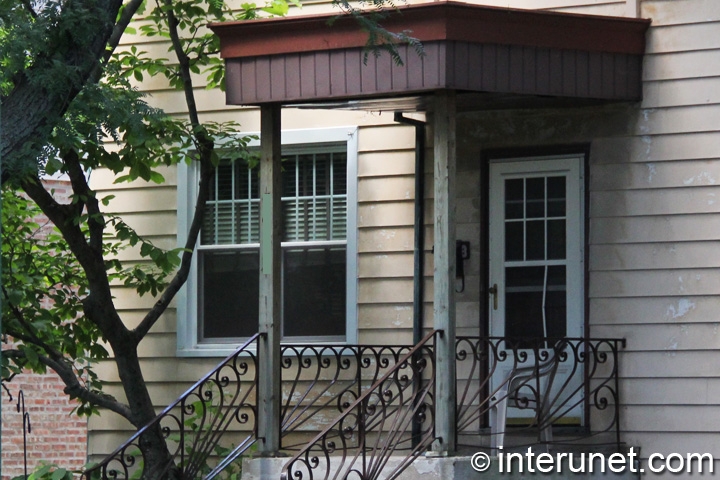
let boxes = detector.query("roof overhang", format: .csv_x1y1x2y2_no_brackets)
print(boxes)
211,2,650,110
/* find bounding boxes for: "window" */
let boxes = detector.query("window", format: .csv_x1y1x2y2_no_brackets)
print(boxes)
177,127,358,356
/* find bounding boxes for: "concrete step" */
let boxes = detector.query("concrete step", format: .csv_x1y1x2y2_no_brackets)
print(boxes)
240,450,641,479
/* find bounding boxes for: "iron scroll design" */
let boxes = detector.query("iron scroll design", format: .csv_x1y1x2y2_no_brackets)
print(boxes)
280,330,438,480
455,337,625,449
83,333,262,480
278,341,436,451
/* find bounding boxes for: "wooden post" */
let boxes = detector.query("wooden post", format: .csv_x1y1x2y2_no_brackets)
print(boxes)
432,90,457,454
257,103,282,455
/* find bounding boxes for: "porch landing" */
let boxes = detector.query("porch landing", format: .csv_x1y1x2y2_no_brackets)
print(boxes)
243,453,641,479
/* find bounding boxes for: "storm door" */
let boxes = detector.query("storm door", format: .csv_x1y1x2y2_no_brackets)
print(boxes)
488,155,584,423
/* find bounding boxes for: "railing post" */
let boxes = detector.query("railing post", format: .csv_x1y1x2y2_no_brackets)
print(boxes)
431,90,457,454
258,103,282,455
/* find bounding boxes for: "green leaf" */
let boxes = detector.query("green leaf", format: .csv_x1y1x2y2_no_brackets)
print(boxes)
51,468,69,480
149,171,166,184
261,0,289,16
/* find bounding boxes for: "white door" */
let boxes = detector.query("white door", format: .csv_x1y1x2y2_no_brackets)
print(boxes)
488,155,584,423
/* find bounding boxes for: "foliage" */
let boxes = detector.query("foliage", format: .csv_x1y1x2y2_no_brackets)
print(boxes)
0,0,422,475
11,462,77,480
330,0,424,65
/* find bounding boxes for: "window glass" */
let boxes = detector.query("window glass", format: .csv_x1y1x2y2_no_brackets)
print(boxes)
198,147,348,341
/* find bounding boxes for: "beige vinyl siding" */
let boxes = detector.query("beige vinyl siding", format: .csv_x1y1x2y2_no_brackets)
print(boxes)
589,0,720,462
356,122,426,343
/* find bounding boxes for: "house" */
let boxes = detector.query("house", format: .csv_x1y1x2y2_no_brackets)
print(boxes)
87,0,720,478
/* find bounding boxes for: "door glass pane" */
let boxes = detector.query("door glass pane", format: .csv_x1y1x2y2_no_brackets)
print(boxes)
505,222,524,261
505,265,567,344
547,220,566,260
505,179,524,219
526,220,545,260
526,177,545,218
547,176,566,217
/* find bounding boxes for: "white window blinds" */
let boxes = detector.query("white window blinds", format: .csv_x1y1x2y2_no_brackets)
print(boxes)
201,149,347,245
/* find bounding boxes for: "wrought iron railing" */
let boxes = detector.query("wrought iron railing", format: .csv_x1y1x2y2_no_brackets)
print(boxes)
280,330,438,480
456,336,625,450
84,333,262,480
279,340,435,451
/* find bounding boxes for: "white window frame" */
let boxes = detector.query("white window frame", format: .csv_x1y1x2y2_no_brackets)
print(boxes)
177,126,359,357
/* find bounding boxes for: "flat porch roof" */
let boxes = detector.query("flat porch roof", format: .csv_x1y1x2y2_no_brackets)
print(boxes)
210,2,650,109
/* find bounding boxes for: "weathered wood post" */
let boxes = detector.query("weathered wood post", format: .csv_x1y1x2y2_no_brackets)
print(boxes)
257,103,282,455
432,90,457,455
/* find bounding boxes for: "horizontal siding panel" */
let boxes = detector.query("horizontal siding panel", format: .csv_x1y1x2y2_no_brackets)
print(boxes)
549,4,625,15
357,151,415,177
620,378,720,405
359,304,414,329
590,214,720,243
590,269,720,298
119,310,176,333
136,333,178,358
642,0,720,27
359,330,414,345
91,165,178,189
590,296,713,326
358,125,415,152
358,226,414,252
112,211,177,236
643,77,720,109
591,186,720,217
592,323,720,352
632,104,720,136
358,201,416,227
645,23,720,54
623,405,720,432
358,278,433,303
621,351,720,378
644,50,720,81
590,242,720,271
94,357,231,383
100,187,176,214
358,252,415,278
149,88,240,114
591,160,720,190
358,175,415,202
591,133,720,164
111,287,172,310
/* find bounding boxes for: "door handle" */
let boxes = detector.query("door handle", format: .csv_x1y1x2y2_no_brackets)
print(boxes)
489,283,498,311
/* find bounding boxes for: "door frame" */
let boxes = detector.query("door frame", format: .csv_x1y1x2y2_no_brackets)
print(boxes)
479,145,591,427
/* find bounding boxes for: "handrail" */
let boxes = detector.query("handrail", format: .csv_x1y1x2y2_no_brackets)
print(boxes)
84,333,263,480
280,330,439,480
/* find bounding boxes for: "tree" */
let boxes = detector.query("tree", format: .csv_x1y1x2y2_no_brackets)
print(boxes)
0,0,419,477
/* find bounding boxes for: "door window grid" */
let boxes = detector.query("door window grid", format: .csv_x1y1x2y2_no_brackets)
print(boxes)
504,176,566,263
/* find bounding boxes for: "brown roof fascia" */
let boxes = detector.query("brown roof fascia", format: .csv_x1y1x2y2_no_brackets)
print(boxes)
209,2,650,59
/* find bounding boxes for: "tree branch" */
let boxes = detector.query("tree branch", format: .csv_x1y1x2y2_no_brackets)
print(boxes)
164,0,201,127
1,286,65,361
3,349,133,420
133,157,214,341
64,149,105,252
